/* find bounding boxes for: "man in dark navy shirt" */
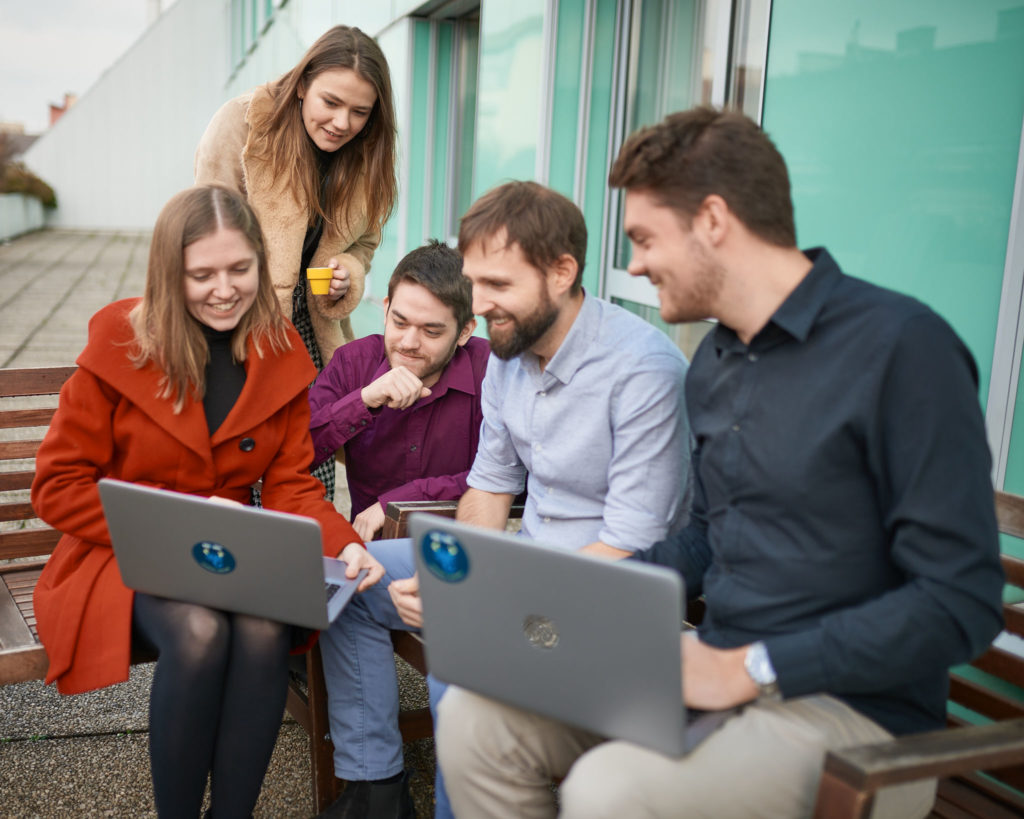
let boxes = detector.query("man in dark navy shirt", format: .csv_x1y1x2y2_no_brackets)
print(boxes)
437,108,1004,819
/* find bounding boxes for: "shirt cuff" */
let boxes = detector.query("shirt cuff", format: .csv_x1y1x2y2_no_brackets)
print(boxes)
762,628,828,699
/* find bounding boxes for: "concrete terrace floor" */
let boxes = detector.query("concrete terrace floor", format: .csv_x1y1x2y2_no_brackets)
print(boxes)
0,229,435,817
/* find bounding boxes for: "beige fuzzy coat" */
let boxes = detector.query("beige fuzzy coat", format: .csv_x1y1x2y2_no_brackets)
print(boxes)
194,83,379,364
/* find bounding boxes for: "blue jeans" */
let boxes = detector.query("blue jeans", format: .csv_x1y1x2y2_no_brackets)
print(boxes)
320,538,452,818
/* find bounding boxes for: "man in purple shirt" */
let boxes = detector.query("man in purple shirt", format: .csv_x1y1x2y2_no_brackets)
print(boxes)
310,240,487,818
309,240,489,541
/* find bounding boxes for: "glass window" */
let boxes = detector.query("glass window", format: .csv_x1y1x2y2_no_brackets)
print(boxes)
603,0,770,359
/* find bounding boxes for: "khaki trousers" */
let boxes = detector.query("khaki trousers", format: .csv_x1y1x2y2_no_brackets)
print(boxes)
437,688,936,819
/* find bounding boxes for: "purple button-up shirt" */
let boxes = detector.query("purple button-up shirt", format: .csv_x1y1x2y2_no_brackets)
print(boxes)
308,334,490,517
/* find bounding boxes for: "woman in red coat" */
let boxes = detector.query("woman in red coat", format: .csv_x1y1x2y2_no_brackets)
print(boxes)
31,185,384,818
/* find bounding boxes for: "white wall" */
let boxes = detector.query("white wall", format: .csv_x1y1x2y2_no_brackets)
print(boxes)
0,194,45,241
19,0,410,231
21,0,228,230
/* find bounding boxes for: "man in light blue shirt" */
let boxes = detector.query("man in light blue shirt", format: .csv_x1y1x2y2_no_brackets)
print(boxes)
335,181,691,819
462,250,690,552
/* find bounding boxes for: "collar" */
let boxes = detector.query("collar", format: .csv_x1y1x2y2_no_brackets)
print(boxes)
714,247,842,353
533,290,597,385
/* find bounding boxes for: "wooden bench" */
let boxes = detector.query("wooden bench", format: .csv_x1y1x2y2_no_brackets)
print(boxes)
812,490,1024,817
0,367,431,813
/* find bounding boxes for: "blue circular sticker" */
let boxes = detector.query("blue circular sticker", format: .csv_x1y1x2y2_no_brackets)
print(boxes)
192,541,236,574
420,530,470,583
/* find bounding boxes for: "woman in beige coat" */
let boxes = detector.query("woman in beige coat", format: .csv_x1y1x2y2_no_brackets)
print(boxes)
195,25,397,497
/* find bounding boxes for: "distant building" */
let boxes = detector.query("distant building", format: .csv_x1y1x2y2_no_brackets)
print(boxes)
48,94,78,128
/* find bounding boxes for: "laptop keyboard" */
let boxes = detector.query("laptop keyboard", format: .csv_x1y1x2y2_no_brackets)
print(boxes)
325,582,342,602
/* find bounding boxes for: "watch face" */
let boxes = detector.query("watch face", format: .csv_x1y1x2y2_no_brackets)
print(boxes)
745,643,777,686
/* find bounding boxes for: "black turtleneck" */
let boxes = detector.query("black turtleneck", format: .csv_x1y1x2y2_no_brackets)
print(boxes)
200,324,246,435
300,149,333,271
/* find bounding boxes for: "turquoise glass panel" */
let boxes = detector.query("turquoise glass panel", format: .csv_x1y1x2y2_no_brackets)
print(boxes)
762,1,1024,419
473,2,546,195
406,21,432,253
455,20,480,228
580,0,617,295
547,0,586,198
613,0,700,269
431,23,455,241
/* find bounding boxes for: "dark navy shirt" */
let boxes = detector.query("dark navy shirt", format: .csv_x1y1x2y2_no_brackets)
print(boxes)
637,248,1003,735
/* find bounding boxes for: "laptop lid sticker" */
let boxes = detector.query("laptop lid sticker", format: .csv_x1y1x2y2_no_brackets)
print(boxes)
192,541,236,574
420,530,470,582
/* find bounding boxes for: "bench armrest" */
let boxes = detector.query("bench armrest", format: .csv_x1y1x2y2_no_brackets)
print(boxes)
380,500,525,540
813,718,1024,818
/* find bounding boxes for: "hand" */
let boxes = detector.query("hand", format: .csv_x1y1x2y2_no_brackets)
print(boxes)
360,366,431,410
339,542,384,592
388,573,423,628
680,633,758,709
352,502,386,542
327,258,350,301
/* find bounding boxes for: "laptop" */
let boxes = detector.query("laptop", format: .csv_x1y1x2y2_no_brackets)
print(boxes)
410,515,735,757
98,478,366,630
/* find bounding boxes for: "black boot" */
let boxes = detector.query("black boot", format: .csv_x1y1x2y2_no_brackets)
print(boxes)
316,771,415,818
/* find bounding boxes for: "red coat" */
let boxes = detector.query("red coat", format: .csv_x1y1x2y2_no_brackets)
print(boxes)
32,299,362,695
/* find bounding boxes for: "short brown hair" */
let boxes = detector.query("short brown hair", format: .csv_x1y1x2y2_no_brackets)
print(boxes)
609,107,796,247
388,240,472,330
131,185,289,411
458,181,587,292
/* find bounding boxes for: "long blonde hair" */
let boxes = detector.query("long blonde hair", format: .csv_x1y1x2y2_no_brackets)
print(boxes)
248,25,398,234
130,185,290,411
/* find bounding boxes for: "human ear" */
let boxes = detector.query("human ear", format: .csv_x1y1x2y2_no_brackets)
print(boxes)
457,318,477,345
550,253,579,296
697,195,730,246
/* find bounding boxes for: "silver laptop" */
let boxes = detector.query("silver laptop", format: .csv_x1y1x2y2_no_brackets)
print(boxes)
410,515,734,757
98,478,365,630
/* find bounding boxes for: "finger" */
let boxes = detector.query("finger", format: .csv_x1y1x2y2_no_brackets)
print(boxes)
358,562,384,591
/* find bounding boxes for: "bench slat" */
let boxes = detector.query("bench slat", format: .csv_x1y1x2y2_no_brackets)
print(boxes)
996,492,1024,542
0,644,49,685
972,646,1024,688
0,502,39,524
1002,603,1024,640
0,471,35,493
1002,555,1024,591
949,674,1024,722
0,367,77,399
0,407,57,430
0,440,43,461
0,529,60,560
0,579,35,649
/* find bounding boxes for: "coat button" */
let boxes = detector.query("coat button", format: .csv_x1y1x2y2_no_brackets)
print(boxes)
239,437,256,452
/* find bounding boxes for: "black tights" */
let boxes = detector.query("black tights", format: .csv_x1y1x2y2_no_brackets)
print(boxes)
133,593,291,819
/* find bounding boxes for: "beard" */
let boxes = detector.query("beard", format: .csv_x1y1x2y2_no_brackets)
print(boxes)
486,293,560,361
386,338,460,384
658,236,725,324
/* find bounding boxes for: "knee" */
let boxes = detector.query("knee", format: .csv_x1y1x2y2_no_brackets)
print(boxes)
169,606,230,667
233,614,288,649
559,747,634,819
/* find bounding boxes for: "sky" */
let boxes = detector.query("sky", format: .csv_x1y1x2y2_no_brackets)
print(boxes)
0,1,175,134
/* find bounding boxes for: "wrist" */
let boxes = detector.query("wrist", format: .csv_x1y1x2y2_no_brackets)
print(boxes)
744,641,781,701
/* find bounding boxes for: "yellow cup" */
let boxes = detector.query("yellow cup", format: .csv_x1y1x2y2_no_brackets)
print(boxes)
306,267,333,296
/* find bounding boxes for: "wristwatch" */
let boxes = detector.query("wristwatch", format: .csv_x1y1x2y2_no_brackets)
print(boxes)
744,641,781,700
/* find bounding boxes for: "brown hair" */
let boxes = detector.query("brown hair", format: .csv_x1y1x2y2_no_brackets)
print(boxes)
609,107,796,247
130,185,290,411
458,181,587,292
248,25,397,234
388,240,473,330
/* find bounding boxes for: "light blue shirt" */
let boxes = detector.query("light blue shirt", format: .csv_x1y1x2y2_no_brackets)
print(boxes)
468,293,691,552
